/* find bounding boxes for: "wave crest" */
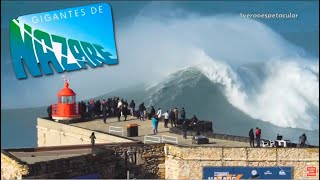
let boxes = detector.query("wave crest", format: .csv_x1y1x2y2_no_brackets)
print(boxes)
149,49,319,130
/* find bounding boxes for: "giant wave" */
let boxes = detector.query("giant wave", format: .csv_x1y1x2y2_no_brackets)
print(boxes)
117,15,319,131
145,56,319,131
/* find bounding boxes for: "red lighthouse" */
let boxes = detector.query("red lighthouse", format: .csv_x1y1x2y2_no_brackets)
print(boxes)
52,80,81,121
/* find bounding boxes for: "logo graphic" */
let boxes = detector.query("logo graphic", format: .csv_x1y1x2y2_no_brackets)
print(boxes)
251,170,257,176
279,170,286,176
10,3,118,79
264,170,272,175
306,166,317,177
203,167,293,179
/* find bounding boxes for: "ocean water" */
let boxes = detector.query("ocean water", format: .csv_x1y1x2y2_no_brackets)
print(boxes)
1,108,45,148
1,66,319,148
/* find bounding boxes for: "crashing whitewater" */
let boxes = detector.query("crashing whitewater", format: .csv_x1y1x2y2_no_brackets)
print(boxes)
116,15,319,130
146,51,319,130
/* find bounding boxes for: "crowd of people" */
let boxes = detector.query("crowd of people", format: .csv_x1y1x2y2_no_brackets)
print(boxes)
48,96,200,138
248,127,308,147
48,96,310,147
248,127,261,147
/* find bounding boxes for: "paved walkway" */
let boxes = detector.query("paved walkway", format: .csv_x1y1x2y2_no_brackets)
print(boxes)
72,117,249,147
10,148,92,164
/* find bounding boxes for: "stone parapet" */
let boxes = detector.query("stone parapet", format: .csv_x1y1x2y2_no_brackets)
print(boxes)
165,145,319,179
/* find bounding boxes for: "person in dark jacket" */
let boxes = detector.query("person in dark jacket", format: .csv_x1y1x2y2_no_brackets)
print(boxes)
95,100,101,116
102,99,108,123
139,103,146,121
169,109,176,127
47,105,52,120
180,107,186,120
122,103,128,121
249,128,254,147
129,100,135,117
80,101,87,119
88,100,95,120
182,119,188,139
173,108,179,125
299,133,307,147
150,106,156,117
117,106,122,122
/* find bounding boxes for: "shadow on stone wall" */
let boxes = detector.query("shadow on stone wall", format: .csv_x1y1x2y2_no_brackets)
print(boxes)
102,143,165,179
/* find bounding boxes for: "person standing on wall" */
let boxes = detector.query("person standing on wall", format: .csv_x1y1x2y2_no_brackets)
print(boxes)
255,127,261,147
169,109,176,127
139,103,146,121
180,107,186,121
122,102,128,121
174,107,179,125
102,99,108,123
152,115,158,135
249,128,254,147
163,110,169,128
150,106,156,119
90,132,96,147
47,105,52,120
157,108,162,121
182,119,188,139
129,100,135,117
89,100,95,120
299,133,307,147
156,108,162,131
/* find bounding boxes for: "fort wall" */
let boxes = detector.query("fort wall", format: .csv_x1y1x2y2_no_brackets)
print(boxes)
1,144,165,179
165,145,319,179
1,148,118,179
37,118,135,146
2,144,318,179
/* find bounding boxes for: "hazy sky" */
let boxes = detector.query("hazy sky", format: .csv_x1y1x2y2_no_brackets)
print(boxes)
1,0,319,109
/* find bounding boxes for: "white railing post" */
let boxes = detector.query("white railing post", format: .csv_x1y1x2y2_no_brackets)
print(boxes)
109,126,124,136
144,135,161,144
161,135,178,144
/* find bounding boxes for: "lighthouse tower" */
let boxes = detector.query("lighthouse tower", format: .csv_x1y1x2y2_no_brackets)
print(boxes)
52,80,81,122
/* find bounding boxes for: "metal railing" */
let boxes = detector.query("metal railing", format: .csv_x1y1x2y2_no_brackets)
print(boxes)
161,135,178,144
144,135,178,144
109,126,124,136
144,135,161,144
37,126,103,143
51,104,79,116
52,104,58,116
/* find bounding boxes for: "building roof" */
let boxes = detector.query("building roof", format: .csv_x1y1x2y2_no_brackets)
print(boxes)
57,81,76,96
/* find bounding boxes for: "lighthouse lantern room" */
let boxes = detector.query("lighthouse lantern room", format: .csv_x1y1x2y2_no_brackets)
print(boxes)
52,80,81,121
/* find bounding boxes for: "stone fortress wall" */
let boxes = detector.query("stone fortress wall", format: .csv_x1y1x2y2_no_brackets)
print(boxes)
164,145,319,179
2,143,319,179
37,118,135,146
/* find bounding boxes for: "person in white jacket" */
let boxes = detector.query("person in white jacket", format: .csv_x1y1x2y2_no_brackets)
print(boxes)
157,108,162,119
156,108,162,132
163,111,169,128
118,100,123,117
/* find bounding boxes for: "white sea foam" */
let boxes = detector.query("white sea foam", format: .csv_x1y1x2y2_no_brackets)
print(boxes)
117,15,318,130
192,51,319,130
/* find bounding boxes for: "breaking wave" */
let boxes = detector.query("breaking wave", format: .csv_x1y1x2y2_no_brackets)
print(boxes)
146,51,319,130
117,14,319,130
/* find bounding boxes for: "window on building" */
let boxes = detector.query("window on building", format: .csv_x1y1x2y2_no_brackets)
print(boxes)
60,96,75,104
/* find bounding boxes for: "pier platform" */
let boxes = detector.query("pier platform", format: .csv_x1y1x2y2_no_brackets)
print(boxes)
71,116,249,147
